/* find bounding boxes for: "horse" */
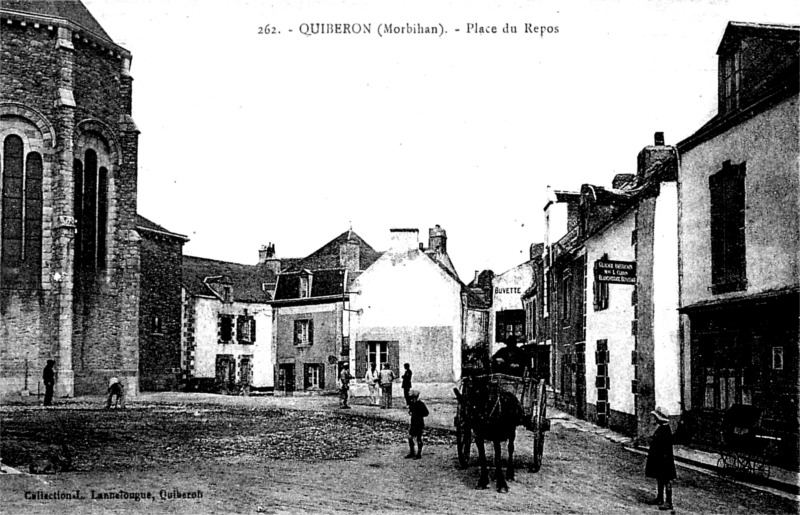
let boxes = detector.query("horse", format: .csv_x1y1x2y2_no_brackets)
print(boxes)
454,379,525,493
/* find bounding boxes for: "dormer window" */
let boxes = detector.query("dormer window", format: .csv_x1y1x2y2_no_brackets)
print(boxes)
222,285,232,303
299,275,310,298
721,47,741,113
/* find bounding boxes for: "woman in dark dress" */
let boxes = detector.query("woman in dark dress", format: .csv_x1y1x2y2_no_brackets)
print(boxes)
645,407,677,511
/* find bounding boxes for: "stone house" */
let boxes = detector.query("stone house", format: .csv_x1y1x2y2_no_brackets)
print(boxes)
1,0,140,396
676,22,799,466
271,231,381,394
181,251,276,391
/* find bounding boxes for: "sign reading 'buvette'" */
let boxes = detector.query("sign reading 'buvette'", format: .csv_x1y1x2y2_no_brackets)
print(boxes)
594,260,636,284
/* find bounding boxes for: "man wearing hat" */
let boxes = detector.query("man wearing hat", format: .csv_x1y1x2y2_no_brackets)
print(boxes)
645,406,676,511
338,363,353,409
405,389,429,459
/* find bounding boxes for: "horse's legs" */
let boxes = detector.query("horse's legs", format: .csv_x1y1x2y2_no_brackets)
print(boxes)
494,439,508,493
507,432,516,481
476,438,489,489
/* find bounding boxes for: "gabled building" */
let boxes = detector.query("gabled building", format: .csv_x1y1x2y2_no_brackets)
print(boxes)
136,215,188,392
181,251,277,392
676,22,799,465
271,230,381,394
349,226,465,383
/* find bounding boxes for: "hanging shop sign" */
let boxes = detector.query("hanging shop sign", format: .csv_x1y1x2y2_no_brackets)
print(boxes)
595,260,636,284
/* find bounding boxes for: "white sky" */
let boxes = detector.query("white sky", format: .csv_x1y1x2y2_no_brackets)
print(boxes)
83,0,799,279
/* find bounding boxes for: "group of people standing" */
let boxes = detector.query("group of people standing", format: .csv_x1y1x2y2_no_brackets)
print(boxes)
339,362,416,410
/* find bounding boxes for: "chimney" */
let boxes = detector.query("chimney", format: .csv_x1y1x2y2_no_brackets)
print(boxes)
339,231,360,272
389,228,419,252
259,243,281,275
637,132,674,181
258,243,275,264
428,224,447,253
474,270,479,283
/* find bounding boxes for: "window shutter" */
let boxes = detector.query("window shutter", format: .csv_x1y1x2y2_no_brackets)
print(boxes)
236,316,243,342
388,341,400,376
308,319,314,345
355,341,367,378
319,364,326,390
221,316,233,342
294,320,301,345
251,318,257,343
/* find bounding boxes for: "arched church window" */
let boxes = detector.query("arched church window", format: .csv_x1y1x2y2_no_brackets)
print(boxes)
1,134,43,288
74,148,109,274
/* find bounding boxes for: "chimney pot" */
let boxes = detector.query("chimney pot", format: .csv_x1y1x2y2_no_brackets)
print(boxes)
654,132,665,146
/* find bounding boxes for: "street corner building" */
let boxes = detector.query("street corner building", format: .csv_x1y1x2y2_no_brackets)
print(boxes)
676,22,800,467
0,0,142,396
181,247,277,393
271,230,382,394
528,135,680,441
348,226,466,385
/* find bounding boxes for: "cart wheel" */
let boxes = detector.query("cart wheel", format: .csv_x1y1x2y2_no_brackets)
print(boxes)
455,415,472,469
530,379,548,472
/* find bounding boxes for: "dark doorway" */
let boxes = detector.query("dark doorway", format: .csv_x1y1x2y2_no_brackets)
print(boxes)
278,364,296,394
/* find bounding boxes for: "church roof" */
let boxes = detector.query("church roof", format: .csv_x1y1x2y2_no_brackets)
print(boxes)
135,214,189,241
1,0,116,45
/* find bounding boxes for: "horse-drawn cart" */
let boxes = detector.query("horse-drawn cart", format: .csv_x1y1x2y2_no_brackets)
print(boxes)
454,370,550,473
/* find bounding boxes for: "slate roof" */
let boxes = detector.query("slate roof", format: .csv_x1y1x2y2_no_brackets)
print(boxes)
283,230,382,273
273,268,348,301
1,0,115,44
273,230,382,302
183,255,276,303
135,214,189,241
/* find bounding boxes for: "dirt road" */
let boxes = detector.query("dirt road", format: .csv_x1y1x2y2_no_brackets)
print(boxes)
1,394,796,514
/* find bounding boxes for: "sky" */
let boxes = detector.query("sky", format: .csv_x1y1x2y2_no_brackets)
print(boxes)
83,0,799,280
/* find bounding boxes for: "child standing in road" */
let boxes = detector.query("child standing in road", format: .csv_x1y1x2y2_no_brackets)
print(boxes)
405,390,429,460
645,407,676,511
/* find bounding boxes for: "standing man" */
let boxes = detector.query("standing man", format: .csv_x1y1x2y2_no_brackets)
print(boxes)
378,363,396,409
42,360,55,406
364,362,380,406
401,363,413,406
339,363,353,409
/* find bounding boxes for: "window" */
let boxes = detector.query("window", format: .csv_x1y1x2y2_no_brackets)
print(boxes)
368,341,388,368
222,285,233,303
74,148,109,275
299,275,310,298
219,315,234,343
593,254,610,311
294,319,313,345
304,363,323,390
237,315,256,344
593,279,609,311
525,296,537,341
2,135,43,288
562,275,572,325
496,310,525,343
152,316,163,334
709,161,746,294
543,271,550,318
720,49,741,113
